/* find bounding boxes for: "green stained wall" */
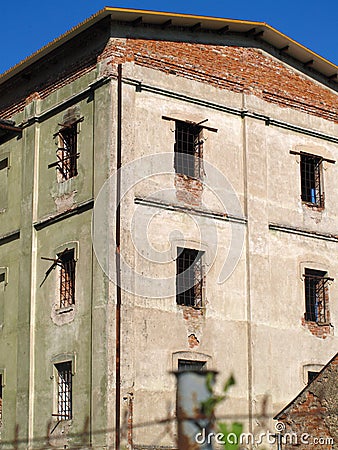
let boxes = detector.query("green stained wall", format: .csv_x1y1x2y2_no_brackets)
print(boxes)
0,61,113,447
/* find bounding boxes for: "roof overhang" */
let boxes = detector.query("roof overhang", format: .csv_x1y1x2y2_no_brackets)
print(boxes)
0,119,22,142
0,7,337,87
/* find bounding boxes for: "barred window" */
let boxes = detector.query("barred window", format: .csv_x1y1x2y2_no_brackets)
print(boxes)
48,119,82,181
57,123,78,180
176,247,204,307
55,362,72,420
178,359,206,372
59,249,76,309
301,154,323,207
304,269,332,323
174,121,203,178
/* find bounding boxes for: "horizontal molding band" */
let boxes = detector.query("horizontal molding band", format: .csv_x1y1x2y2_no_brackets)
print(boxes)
34,199,94,230
134,197,247,224
269,222,338,242
124,77,338,144
0,229,20,246
20,76,111,127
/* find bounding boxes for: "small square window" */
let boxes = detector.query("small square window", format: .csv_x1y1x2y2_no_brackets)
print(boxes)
300,153,323,207
55,361,72,420
59,249,76,309
174,121,203,178
307,371,319,384
178,359,206,372
176,247,204,307
304,269,330,324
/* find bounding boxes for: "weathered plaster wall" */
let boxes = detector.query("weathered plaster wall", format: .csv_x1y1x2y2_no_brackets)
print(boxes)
0,19,337,449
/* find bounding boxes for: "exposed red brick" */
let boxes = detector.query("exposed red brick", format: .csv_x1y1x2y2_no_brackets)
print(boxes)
2,36,338,125
175,174,203,207
25,92,41,105
279,391,333,450
183,306,203,320
188,334,200,349
301,317,332,339
101,38,338,123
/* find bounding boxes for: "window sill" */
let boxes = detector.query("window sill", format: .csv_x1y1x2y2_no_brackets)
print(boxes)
305,320,331,327
52,416,73,423
302,201,324,210
57,175,78,184
177,304,204,310
56,306,74,315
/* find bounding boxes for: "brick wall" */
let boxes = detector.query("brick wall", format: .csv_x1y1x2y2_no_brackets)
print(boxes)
100,38,338,123
1,33,337,123
277,354,338,449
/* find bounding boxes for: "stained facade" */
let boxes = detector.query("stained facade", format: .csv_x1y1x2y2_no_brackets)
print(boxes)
0,7,337,449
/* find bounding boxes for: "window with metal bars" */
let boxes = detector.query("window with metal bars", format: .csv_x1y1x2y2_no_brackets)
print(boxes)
59,249,76,309
304,268,331,323
174,121,203,178
176,247,204,307
55,362,72,420
178,359,206,372
300,153,324,207
49,121,81,181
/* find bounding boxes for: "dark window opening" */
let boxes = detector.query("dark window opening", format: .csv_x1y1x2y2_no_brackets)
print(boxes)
307,371,319,384
55,362,72,420
0,272,5,283
176,247,204,307
178,359,206,372
59,249,76,309
0,158,8,171
301,154,323,207
304,268,331,324
174,121,202,178
49,121,81,181
58,124,78,180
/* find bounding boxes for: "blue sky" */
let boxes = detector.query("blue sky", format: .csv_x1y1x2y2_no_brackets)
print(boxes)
1,1,337,75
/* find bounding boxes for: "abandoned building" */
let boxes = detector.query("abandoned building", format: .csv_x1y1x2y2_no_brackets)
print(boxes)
274,352,338,450
0,6,337,449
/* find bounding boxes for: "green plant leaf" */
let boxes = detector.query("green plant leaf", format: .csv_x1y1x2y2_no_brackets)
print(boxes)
218,422,243,450
223,374,235,394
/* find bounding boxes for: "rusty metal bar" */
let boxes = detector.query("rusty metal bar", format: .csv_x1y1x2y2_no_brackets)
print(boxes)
304,269,330,323
0,122,22,133
59,249,76,308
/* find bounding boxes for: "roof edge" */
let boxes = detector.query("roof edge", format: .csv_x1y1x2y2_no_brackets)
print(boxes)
0,7,337,87
274,351,338,420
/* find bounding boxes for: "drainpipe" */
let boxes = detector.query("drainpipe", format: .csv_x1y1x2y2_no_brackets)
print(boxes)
115,63,122,450
242,91,253,437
